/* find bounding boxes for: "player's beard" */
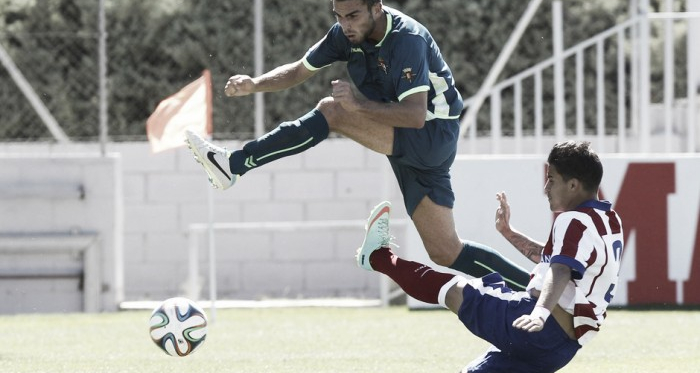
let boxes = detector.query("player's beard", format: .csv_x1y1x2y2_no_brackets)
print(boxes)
347,15,377,45
360,16,377,43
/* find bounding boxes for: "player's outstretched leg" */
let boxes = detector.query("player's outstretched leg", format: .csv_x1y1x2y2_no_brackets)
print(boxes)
185,130,239,190
185,109,329,190
356,201,393,270
228,109,329,176
356,202,465,307
365,247,464,307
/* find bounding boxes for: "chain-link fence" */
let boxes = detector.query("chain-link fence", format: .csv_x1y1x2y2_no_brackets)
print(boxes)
0,0,347,143
0,0,557,143
2,0,691,144
0,0,100,141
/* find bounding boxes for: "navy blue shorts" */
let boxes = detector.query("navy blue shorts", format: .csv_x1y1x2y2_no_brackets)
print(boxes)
388,118,459,216
458,273,581,373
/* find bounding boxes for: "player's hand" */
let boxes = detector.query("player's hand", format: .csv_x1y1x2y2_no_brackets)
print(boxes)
331,79,360,111
225,75,255,97
495,191,512,235
512,314,545,333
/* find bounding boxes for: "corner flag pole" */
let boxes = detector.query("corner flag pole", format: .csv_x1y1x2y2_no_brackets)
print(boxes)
207,182,217,323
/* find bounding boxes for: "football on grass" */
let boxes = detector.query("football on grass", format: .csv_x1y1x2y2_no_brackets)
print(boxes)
149,297,208,357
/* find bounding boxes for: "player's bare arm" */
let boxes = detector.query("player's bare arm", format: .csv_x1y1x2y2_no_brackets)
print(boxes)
512,263,572,332
225,59,316,97
331,79,427,129
495,191,543,263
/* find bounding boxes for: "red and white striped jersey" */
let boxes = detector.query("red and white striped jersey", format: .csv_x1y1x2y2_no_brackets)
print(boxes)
527,199,624,345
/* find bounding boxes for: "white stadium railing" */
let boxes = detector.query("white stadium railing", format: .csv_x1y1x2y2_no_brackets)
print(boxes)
461,2,700,155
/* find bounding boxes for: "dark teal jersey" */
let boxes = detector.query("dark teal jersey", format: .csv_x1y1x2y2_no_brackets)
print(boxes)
302,6,463,121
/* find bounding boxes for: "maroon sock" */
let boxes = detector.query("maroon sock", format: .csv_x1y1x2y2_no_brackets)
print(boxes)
370,247,456,305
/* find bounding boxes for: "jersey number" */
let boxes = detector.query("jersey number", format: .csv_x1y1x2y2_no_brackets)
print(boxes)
604,239,624,303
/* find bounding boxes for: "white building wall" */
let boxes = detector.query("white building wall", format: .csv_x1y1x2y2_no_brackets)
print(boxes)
1,132,697,312
0,153,121,312
0,138,406,309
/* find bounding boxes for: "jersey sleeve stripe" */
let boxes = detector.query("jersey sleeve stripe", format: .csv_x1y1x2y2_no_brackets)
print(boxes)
551,255,585,279
428,72,455,119
561,218,587,259
301,57,329,72
397,85,430,101
425,112,461,121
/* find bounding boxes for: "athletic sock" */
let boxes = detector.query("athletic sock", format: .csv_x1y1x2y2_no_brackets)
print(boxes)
448,240,530,291
229,109,329,175
370,247,455,305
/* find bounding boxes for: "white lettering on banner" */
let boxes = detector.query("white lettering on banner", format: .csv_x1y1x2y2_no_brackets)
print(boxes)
406,155,700,308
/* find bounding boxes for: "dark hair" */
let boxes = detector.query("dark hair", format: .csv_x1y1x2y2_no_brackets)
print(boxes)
547,141,603,192
332,0,381,11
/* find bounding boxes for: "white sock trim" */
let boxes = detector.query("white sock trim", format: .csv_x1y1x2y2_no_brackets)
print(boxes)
438,275,468,309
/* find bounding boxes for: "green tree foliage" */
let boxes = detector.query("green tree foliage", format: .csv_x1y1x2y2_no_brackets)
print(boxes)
107,0,346,139
0,0,99,140
0,0,690,141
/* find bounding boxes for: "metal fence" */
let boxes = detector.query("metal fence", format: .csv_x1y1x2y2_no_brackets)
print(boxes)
0,0,344,144
461,1,700,154
0,27,100,142
0,0,254,144
1,1,699,154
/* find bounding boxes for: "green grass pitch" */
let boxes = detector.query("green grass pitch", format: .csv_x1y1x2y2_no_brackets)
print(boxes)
1,307,698,372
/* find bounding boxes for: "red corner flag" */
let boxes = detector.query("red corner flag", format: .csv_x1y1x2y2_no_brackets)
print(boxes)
146,70,213,153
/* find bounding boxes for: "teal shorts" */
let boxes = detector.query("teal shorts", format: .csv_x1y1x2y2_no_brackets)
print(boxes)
388,118,459,216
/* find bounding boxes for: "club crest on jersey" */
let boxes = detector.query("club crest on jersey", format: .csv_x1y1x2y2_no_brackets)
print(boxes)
402,67,414,82
377,57,388,74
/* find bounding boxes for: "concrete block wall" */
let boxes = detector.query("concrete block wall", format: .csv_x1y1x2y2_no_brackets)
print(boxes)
125,138,407,302
0,138,407,306
0,153,121,312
